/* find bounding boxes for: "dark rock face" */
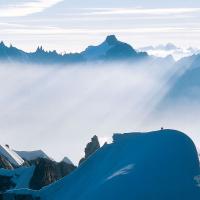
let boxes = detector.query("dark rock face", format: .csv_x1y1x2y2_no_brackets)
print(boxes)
0,175,15,193
79,135,100,165
12,194,36,200
59,161,76,177
29,158,76,190
85,135,100,159
0,156,14,170
2,193,40,200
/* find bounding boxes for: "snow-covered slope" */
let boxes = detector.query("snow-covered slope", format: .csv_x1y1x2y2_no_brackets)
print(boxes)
0,145,24,167
36,129,199,200
15,150,49,161
4,129,200,200
0,166,35,189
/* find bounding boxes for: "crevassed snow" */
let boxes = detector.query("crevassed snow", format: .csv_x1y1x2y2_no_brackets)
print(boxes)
15,150,49,161
0,145,24,166
0,166,35,189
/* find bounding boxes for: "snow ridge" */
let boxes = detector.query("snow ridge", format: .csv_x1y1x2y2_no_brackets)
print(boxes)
0,145,24,166
15,150,49,161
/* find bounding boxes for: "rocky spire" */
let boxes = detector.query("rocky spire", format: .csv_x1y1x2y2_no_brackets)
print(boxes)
79,135,100,165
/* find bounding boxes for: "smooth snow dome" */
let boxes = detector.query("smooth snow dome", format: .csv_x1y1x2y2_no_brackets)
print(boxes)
0,145,24,166
37,130,200,200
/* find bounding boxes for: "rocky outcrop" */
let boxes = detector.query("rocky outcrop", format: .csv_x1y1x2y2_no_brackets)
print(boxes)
79,135,100,165
0,156,14,170
29,158,76,190
0,149,76,192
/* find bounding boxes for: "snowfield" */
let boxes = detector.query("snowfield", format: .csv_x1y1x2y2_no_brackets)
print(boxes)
4,129,200,200
15,150,50,161
0,166,35,189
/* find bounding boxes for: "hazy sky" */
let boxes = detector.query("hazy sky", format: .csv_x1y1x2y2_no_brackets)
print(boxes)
0,0,200,52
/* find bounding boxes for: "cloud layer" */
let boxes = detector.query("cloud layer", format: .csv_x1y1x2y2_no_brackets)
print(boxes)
0,60,199,163
0,0,63,17
0,61,176,163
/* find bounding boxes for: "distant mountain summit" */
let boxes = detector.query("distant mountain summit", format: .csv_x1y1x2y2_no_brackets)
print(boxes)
0,36,148,64
105,35,118,45
164,53,200,100
0,41,27,60
82,35,147,61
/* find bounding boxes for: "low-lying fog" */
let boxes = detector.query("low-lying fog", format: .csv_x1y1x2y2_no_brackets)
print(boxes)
0,61,199,163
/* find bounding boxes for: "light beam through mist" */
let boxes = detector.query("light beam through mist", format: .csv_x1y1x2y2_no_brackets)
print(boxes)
0,61,198,163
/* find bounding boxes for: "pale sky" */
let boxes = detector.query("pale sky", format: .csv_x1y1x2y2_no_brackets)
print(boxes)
0,0,200,52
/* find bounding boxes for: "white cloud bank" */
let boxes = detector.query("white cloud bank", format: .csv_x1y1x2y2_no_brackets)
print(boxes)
0,60,199,163
0,61,176,163
81,7,200,16
0,0,63,17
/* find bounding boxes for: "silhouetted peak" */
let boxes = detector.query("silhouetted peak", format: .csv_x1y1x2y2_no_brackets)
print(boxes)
85,135,100,158
105,35,118,45
0,41,6,47
91,135,99,144
36,46,44,52
79,135,100,165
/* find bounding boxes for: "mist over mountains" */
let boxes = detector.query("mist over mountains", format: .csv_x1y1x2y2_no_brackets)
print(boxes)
0,35,200,199
0,35,200,161
139,43,200,60
1,35,199,65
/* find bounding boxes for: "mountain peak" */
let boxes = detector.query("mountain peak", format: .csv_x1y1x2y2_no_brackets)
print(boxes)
105,35,118,45
62,157,74,165
36,46,45,52
0,41,6,47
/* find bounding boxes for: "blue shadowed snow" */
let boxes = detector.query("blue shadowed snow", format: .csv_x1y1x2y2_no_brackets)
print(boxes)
36,129,200,200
